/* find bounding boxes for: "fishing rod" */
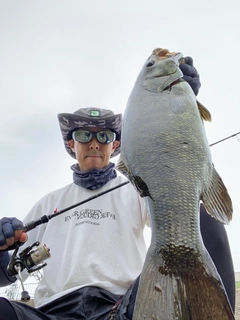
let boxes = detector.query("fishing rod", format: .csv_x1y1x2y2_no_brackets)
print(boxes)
11,129,240,237
9,130,240,295
23,180,130,233
210,131,240,147
7,180,130,290
19,129,239,234
14,130,240,235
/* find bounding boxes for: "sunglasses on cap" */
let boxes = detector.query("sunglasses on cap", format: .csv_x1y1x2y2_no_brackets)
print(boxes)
72,129,116,144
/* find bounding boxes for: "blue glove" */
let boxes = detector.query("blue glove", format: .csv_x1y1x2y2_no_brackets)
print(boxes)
0,217,24,250
179,56,201,96
0,217,23,286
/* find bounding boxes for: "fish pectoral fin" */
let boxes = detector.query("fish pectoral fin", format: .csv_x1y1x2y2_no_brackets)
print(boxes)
116,159,152,199
201,165,233,224
197,100,212,122
131,175,153,199
170,86,189,114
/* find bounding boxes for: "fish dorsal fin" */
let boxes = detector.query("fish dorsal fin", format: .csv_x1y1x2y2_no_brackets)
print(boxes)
201,166,233,224
197,100,212,122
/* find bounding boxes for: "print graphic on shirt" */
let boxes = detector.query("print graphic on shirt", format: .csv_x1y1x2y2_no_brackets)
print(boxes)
64,207,116,227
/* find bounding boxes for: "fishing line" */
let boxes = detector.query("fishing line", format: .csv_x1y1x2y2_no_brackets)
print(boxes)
209,131,240,147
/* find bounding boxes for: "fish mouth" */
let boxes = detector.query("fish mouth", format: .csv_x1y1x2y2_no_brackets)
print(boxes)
145,56,182,80
147,72,177,78
146,48,183,72
145,66,178,79
143,48,184,92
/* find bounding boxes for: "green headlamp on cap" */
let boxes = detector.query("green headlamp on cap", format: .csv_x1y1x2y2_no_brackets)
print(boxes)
89,110,101,117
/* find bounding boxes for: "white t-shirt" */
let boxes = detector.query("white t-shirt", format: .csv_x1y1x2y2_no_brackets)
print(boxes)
21,175,150,308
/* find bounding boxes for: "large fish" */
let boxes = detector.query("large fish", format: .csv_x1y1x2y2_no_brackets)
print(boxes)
117,48,234,319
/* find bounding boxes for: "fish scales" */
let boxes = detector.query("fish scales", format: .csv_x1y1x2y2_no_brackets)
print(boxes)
117,48,234,319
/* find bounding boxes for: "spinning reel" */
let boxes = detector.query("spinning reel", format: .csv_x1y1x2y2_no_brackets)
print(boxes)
7,241,50,301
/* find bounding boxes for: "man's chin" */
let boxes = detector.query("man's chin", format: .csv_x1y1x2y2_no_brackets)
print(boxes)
84,158,104,171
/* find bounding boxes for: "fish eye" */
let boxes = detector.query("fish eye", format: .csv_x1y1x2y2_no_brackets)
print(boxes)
146,60,155,67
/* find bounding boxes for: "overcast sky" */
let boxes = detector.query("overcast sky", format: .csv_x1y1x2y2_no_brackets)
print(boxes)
0,1,240,272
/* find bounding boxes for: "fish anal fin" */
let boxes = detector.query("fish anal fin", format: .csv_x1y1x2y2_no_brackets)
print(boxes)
197,100,212,122
201,165,233,224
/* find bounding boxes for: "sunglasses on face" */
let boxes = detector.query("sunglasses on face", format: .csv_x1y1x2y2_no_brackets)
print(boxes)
72,130,116,144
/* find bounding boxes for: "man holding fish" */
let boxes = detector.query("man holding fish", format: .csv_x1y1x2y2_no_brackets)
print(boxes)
0,52,235,319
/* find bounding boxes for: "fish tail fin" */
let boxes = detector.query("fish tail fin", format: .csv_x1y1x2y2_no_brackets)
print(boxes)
133,248,235,320
201,166,233,224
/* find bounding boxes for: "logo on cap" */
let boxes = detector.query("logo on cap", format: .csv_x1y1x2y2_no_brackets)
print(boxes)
90,110,100,117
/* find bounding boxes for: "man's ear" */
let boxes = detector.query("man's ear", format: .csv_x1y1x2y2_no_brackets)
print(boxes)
67,140,75,152
112,140,120,153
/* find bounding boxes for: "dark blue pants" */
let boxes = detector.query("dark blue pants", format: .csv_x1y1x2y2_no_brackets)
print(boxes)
0,279,139,320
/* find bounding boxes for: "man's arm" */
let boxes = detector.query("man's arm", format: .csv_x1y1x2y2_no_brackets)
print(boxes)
200,203,236,312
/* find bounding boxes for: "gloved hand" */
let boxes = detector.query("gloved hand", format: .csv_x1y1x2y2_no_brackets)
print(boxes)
0,217,28,251
179,56,201,96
